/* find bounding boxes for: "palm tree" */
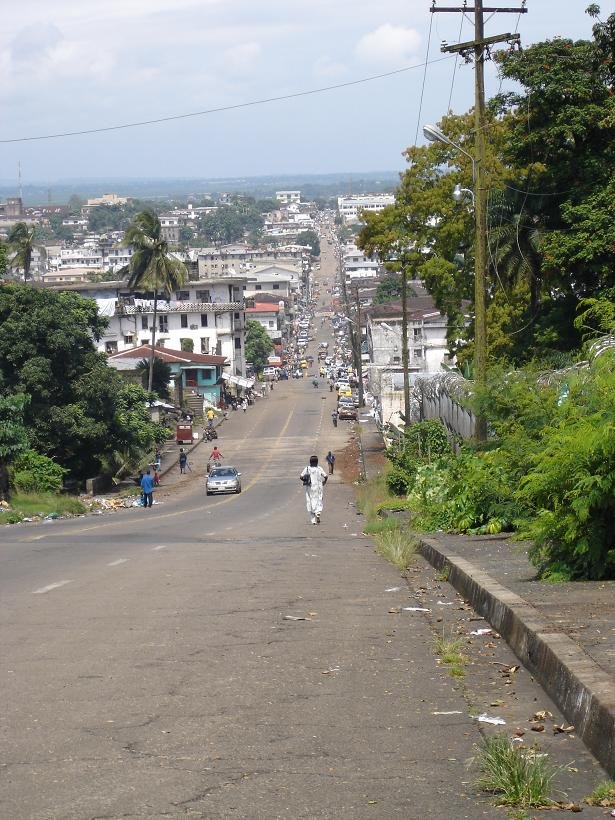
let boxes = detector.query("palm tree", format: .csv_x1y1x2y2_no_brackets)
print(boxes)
8,222,44,282
487,189,545,315
123,210,187,392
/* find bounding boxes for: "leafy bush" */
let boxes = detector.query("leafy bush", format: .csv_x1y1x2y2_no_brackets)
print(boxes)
517,357,615,580
386,466,413,496
11,449,67,494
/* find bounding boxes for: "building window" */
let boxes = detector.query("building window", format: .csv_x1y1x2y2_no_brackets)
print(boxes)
392,356,400,364
158,315,168,333
157,338,167,348
200,313,208,327
180,314,188,328
201,337,210,354
215,340,222,356
234,336,241,349
414,349,423,358
196,289,211,301
140,338,150,346
255,284,262,291
272,283,280,290
105,341,118,354
123,335,133,345
413,328,422,339
141,316,148,330
234,312,240,319
176,290,189,301
268,320,275,328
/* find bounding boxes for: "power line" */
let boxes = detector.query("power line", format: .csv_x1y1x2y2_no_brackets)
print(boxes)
0,56,454,145
413,13,435,149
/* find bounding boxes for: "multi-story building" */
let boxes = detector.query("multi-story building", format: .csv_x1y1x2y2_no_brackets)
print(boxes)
342,243,381,281
197,245,305,277
86,193,130,207
245,301,285,343
159,214,180,245
244,265,301,300
337,194,395,224
276,191,301,205
36,277,248,376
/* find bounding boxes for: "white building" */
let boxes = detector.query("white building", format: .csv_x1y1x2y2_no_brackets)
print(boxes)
276,191,301,204
342,243,381,281
244,265,300,300
337,194,395,224
245,301,285,342
197,244,306,277
37,277,248,376
86,193,129,207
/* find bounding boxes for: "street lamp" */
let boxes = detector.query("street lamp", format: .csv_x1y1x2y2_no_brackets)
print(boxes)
423,122,487,440
423,125,476,180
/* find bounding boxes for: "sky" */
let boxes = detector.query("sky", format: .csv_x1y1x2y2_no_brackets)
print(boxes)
0,0,612,184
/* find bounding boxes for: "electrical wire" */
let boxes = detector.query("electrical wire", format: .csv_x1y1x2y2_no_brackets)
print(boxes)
413,12,435,150
447,13,465,113
0,55,454,145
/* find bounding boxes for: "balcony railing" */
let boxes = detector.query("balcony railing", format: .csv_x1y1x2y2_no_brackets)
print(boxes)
115,300,243,316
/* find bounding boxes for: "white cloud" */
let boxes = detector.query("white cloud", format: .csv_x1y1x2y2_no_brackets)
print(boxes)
313,56,348,79
355,24,421,67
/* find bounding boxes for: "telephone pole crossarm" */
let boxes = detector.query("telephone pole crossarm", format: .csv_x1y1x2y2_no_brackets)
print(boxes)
442,32,520,54
431,6,527,12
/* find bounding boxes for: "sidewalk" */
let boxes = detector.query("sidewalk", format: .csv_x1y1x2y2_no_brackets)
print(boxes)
358,409,615,778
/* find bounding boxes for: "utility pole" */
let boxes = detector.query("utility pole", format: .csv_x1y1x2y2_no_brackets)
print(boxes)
354,284,364,407
400,267,411,424
431,0,526,440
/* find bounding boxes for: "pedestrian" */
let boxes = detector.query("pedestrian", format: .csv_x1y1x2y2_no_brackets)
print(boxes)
206,407,215,427
153,470,160,487
154,447,162,471
269,381,274,392
326,451,335,475
241,397,248,412
140,469,154,509
208,445,223,469
178,448,187,474
299,455,328,525
331,409,338,427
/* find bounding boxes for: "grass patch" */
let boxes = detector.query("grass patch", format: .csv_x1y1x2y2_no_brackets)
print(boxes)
363,517,400,535
435,565,450,582
585,780,615,806
374,529,417,570
475,734,559,809
356,473,397,521
434,632,467,676
0,493,85,524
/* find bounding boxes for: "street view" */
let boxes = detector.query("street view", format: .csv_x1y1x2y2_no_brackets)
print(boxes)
1,2,614,818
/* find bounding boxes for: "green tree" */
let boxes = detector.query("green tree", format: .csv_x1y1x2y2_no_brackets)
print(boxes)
493,16,615,315
0,240,8,277
374,273,403,304
136,357,172,398
123,209,187,392
0,285,161,481
0,393,29,500
296,230,321,257
8,222,45,282
245,320,274,372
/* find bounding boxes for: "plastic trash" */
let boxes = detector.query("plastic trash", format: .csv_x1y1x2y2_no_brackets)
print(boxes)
283,615,308,621
403,606,431,612
475,713,506,725
437,600,454,606
470,628,493,636
385,586,403,593
432,710,463,716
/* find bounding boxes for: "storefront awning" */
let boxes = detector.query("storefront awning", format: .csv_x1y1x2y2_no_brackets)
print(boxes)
222,374,255,389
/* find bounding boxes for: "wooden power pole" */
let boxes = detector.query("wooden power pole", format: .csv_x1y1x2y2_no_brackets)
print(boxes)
431,0,526,439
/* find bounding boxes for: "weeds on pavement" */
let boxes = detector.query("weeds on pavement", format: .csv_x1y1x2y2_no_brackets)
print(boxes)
585,780,615,806
434,631,467,678
374,529,417,570
0,493,85,525
475,734,559,809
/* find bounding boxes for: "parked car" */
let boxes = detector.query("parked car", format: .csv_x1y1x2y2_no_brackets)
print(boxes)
337,404,358,420
206,466,242,495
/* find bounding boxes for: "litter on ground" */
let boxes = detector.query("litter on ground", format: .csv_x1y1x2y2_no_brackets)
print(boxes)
474,713,506,726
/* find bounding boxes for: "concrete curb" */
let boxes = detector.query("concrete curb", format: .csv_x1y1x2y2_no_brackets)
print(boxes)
418,536,615,777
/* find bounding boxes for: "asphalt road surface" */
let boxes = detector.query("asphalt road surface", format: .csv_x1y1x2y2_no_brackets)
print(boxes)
2,248,503,819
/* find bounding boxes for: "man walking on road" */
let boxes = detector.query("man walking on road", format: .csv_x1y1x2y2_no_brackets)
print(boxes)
331,409,338,427
326,451,335,475
178,449,187,474
300,455,328,525
140,469,154,509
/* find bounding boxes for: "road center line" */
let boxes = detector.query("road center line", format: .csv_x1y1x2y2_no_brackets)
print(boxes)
107,558,129,566
32,580,73,594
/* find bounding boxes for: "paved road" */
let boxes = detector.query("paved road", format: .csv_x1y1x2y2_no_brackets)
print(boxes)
1,245,505,819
